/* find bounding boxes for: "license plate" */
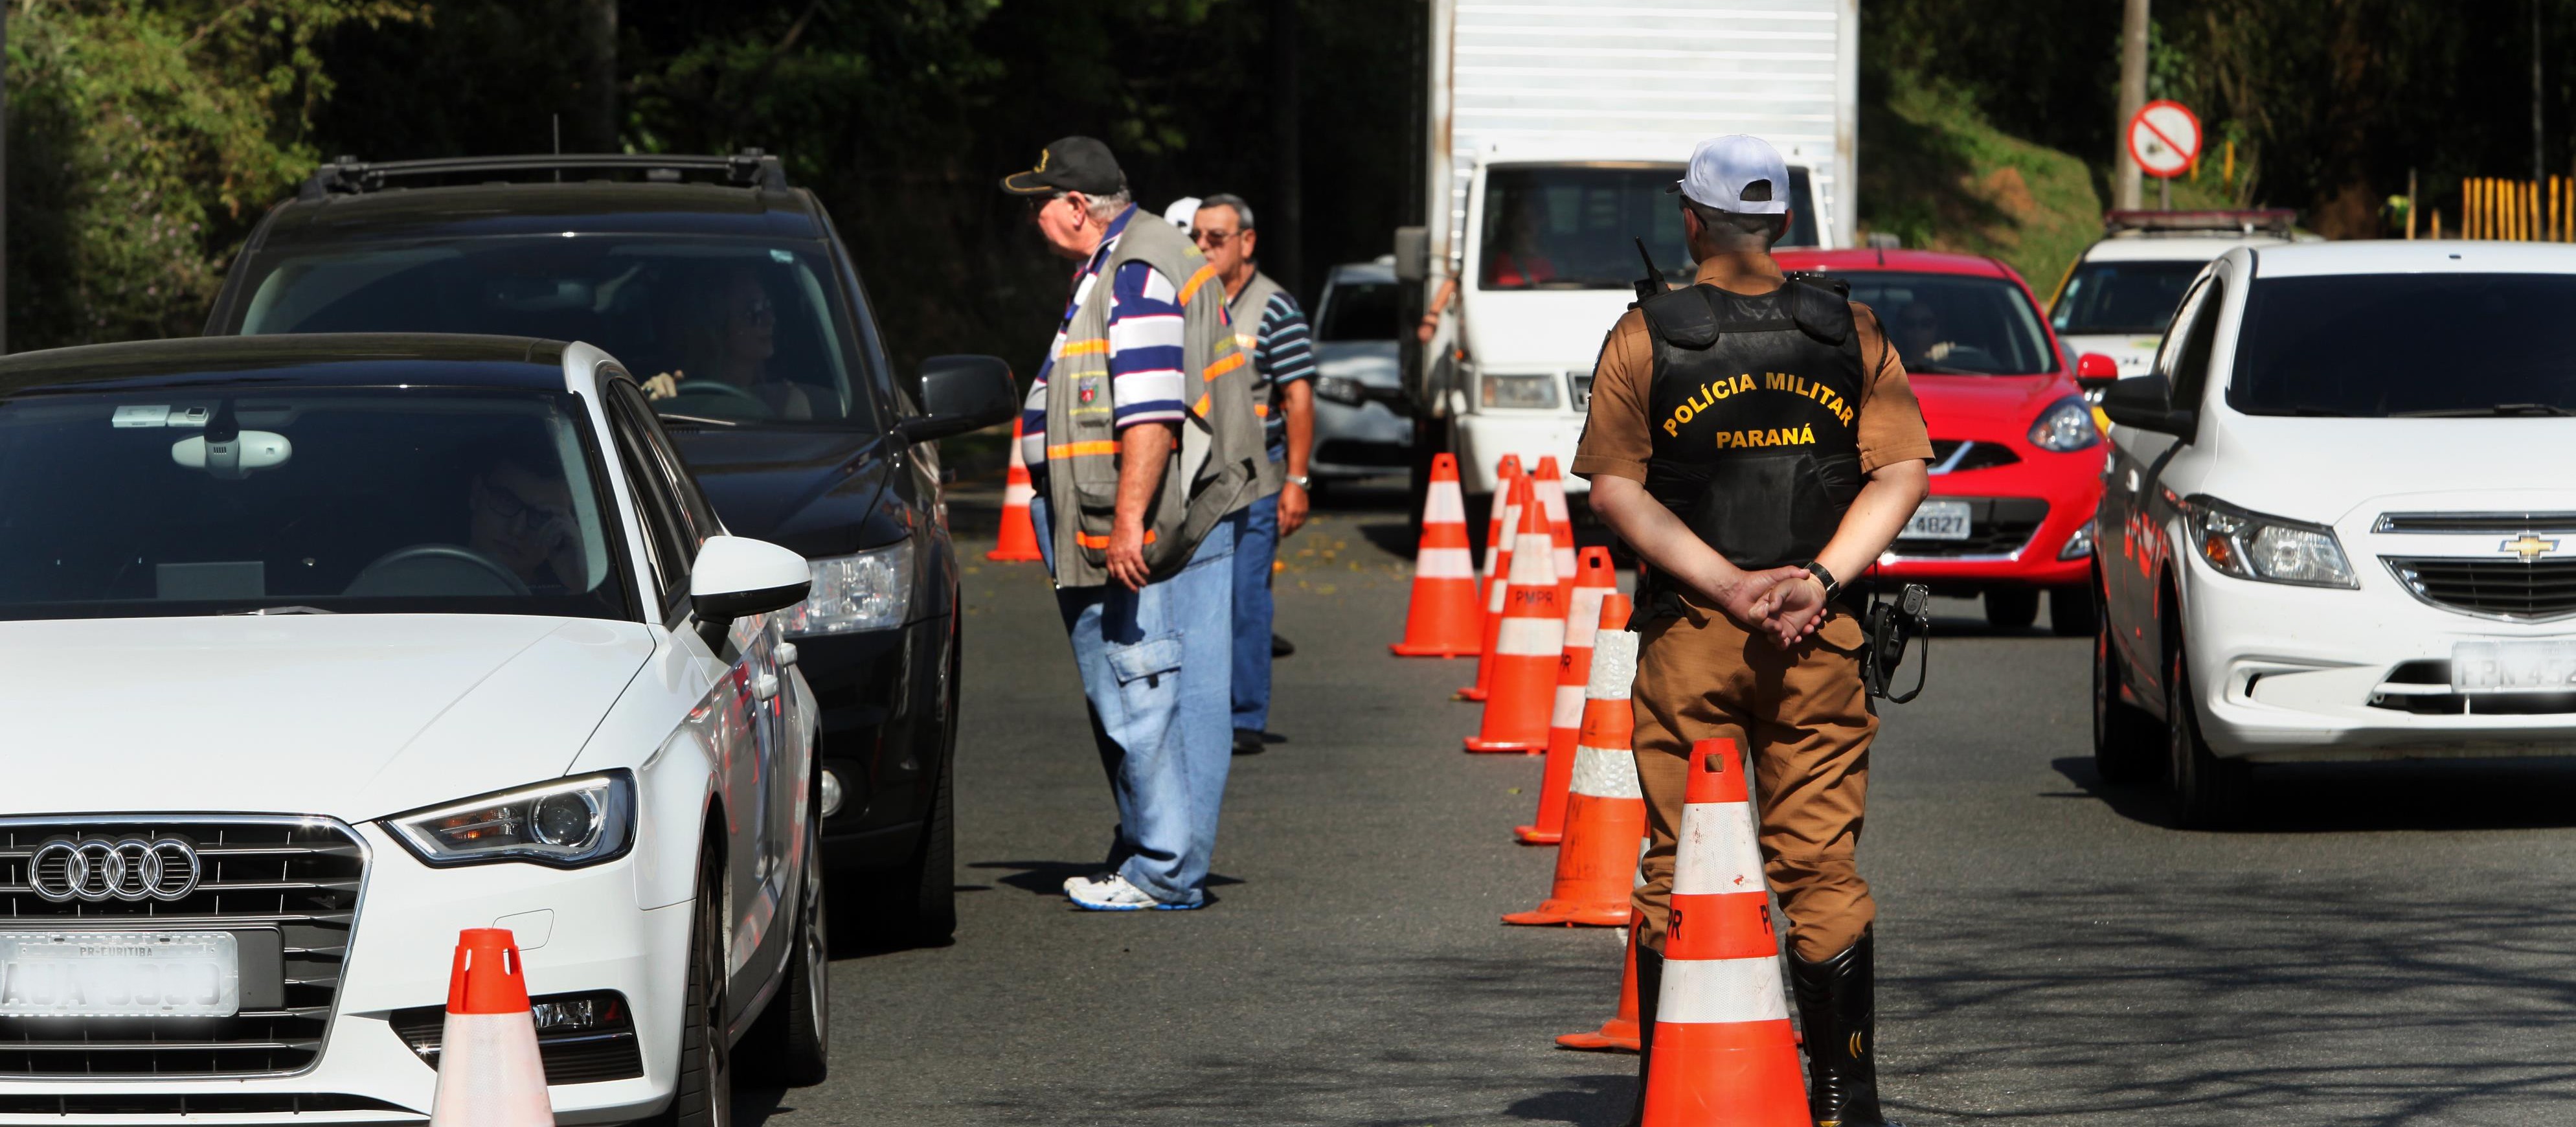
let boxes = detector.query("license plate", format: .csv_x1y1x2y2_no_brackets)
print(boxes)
1902,499,1972,541
2452,641,2576,694
0,932,238,1018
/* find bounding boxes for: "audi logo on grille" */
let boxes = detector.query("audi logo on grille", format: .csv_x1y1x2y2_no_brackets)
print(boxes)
28,836,200,902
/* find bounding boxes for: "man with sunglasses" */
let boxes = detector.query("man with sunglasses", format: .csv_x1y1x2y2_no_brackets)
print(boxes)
467,456,585,591
1000,137,1276,912
1184,193,1315,758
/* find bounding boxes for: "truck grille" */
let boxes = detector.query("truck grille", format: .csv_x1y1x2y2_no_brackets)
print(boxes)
0,817,363,1078
2384,557,2576,620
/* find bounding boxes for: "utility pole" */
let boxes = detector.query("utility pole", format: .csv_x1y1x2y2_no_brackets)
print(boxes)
1269,0,1305,295
2115,0,2149,211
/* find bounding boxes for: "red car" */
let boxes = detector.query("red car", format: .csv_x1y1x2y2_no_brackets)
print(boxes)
1774,248,2106,634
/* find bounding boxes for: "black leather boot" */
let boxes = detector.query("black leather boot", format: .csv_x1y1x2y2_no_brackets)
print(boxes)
1787,929,1901,1127
1623,944,1664,1127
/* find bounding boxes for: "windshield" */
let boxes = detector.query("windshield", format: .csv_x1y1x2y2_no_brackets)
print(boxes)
0,387,633,621
232,239,874,429
1318,280,1399,341
2231,273,2576,417
1478,165,1820,291
1838,273,2058,375
2052,258,2206,336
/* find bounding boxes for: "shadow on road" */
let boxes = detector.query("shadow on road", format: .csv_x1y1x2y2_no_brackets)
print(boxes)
2051,755,2576,834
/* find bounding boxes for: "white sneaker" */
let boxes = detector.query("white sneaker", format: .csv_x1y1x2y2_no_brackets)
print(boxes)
1066,873,1199,911
1062,871,1116,895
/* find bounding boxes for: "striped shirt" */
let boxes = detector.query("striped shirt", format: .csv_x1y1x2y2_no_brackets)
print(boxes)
1236,288,1316,456
1020,206,1208,467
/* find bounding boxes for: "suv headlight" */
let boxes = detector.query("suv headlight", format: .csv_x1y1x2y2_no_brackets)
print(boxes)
1314,375,1367,405
779,541,913,635
1480,372,1560,409
385,771,635,869
2183,495,2357,587
2029,396,2101,451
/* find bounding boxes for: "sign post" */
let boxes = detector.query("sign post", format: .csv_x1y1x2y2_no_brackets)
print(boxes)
2126,99,2202,211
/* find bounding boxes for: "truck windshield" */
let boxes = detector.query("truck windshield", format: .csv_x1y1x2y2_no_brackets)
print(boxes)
230,238,874,429
2231,273,2576,416
1478,165,1818,291
1840,273,2058,375
0,387,632,621
2052,259,2206,335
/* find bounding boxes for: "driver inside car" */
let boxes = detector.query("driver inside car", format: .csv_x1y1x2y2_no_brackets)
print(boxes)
639,265,815,420
467,457,587,591
1893,301,1960,367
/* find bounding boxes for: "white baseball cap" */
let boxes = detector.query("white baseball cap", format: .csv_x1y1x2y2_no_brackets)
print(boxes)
1671,135,1791,216
1162,196,1203,230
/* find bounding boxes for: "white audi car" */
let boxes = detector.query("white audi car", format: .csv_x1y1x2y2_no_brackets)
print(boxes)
0,333,1005,1121
2094,242,2576,826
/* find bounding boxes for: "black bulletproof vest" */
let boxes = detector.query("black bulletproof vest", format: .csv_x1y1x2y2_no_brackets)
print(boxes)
1637,279,1866,617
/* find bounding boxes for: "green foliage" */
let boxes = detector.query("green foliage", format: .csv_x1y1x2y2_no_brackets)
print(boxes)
1860,74,2104,297
8,0,419,348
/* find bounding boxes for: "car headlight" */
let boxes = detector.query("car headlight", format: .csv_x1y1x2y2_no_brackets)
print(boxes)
2184,495,2357,588
1314,375,1367,405
2029,396,2101,451
385,771,635,869
2059,518,2096,560
1480,372,1560,409
778,541,913,635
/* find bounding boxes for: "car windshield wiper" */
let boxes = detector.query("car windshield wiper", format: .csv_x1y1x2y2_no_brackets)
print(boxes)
221,605,337,615
2390,403,2576,417
653,412,743,427
1908,363,1989,375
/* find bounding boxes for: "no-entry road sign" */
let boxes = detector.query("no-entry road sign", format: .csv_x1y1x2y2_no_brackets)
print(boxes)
2128,100,2201,179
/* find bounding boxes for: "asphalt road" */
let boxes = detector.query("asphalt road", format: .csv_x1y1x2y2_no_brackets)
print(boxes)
739,481,2576,1126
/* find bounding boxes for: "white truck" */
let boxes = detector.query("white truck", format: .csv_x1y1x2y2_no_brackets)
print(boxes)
1397,0,1860,509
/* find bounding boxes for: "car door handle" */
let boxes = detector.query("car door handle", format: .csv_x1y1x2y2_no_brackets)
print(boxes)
775,642,799,666
754,672,781,701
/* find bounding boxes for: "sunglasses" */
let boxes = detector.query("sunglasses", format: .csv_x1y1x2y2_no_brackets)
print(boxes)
1191,228,1241,247
1027,193,1072,218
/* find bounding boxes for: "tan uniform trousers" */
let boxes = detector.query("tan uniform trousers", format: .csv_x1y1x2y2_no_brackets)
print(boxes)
1630,596,1877,963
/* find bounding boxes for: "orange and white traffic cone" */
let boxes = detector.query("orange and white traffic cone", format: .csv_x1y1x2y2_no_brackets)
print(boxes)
429,928,552,1127
1465,483,1563,752
1504,622,1644,924
1392,453,1483,657
1459,468,1529,701
986,418,1043,562
1640,738,1807,1127
1476,455,1526,607
1520,561,1625,836
1557,925,1644,1053
1530,456,1579,604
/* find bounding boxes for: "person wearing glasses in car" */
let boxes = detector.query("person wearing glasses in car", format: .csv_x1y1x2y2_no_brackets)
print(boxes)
1182,192,1316,758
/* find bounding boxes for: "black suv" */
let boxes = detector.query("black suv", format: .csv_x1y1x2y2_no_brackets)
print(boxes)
205,152,1015,944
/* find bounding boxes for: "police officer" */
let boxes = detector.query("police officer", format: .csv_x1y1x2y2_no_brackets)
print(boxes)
1572,135,1932,1126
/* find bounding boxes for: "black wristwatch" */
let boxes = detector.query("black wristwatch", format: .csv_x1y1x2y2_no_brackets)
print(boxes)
1802,560,1842,602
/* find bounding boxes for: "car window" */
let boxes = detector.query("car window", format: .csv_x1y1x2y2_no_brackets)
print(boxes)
0,387,633,621
2229,272,2576,417
231,238,874,431
2150,279,2211,385
2167,276,2229,410
2051,259,2208,336
1837,273,2059,374
606,404,692,611
1317,280,1400,342
608,379,722,544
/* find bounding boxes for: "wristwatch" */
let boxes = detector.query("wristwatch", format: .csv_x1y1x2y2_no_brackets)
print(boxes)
1285,474,1311,489
1802,560,1842,602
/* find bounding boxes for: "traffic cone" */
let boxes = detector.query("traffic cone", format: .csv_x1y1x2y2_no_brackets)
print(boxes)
1459,469,1530,701
986,418,1043,562
429,928,552,1127
1520,563,1625,836
1503,624,1644,923
1476,455,1527,606
1530,457,1579,604
1557,924,1644,1053
1640,738,1807,1127
1465,484,1563,753
1391,453,1483,657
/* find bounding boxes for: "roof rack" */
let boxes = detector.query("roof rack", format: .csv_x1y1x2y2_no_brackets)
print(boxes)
299,150,788,200
2102,209,2298,236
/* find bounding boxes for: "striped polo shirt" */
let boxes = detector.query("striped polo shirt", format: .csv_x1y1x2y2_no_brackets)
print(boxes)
1233,287,1316,457
1019,206,1208,468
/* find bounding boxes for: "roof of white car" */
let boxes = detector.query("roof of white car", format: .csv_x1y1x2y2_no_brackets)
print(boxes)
2245,239,2576,277
2082,233,2298,262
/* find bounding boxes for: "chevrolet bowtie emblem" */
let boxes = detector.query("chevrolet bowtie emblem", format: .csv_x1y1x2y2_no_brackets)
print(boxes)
2503,534,2560,561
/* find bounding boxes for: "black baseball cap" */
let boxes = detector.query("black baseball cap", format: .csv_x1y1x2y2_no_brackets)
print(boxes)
1000,136,1126,197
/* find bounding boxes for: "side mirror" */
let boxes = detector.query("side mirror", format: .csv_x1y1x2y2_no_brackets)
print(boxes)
1394,226,1430,283
2099,373,2194,437
690,535,812,622
2075,352,2119,394
899,354,1019,443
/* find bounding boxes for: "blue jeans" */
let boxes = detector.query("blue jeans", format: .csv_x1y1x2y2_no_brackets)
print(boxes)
1231,491,1280,734
1031,492,1239,906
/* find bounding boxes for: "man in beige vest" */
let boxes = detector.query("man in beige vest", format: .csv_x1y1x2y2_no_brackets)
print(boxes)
1002,136,1274,911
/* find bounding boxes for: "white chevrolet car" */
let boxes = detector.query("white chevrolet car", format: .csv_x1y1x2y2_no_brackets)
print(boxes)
2095,242,2576,826
0,333,1009,1121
